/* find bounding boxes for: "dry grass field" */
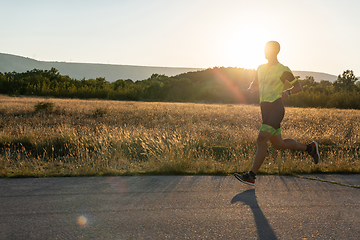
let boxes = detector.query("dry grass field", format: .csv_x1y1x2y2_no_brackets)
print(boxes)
0,95,359,177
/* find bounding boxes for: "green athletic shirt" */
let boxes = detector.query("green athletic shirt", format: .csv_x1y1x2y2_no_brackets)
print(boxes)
257,63,298,103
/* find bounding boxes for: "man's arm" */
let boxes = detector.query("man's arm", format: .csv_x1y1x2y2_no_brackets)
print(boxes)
247,71,259,94
281,71,302,98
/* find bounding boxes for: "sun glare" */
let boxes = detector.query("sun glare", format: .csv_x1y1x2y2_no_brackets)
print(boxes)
225,25,270,69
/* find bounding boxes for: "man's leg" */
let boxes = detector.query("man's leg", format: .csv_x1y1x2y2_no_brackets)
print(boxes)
250,131,273,174
270,134,320,164
269,134,307,151
234,130,272,185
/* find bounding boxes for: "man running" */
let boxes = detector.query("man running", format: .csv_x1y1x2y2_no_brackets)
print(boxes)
234,41,320,186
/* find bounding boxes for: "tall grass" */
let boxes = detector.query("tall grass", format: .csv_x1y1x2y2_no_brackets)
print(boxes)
0,95,359,177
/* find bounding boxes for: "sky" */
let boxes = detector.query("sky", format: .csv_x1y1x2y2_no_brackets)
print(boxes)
1,0,360,76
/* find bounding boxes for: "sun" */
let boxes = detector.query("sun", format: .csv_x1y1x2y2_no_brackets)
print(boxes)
225,25,270,69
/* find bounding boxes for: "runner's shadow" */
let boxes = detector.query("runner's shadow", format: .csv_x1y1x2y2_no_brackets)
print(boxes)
231,189,277,240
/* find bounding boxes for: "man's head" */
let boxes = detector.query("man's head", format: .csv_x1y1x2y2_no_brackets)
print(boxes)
264,41,280,60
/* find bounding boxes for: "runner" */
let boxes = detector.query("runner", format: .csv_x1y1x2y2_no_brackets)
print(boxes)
234,41,320,186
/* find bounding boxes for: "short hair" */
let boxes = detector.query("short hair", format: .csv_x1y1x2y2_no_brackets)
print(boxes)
265,41,280,55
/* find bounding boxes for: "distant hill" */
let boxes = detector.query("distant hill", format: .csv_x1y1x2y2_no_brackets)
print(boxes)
292,71,337,82
0,52,340,82
0,53,203,82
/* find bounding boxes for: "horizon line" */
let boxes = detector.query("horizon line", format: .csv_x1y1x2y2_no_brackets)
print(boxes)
0,52,345,77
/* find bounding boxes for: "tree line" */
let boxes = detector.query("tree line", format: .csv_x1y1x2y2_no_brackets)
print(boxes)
0,67,359,109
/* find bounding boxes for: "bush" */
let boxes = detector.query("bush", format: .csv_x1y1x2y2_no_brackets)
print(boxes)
93,108,107,117
34,102,54,113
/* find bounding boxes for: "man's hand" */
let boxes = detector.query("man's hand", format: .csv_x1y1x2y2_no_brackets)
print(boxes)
282,90,290,99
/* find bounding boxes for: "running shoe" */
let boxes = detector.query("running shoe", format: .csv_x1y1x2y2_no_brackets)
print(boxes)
309,141,320,164
234,172,256,186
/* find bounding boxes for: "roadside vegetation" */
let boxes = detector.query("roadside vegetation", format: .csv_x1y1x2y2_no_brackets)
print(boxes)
1,95,359,178
0,67,359,109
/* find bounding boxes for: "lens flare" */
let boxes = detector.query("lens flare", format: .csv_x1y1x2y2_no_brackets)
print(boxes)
212,67,248,104
77,215,88,226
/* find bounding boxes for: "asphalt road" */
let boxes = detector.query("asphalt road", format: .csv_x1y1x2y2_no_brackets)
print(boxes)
0,174,359,240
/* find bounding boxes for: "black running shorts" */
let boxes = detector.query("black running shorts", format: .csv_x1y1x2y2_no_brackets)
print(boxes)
260,98,285,135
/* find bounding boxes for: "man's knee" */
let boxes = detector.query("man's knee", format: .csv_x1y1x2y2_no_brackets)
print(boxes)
257,132,271,144
270,136,285,149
